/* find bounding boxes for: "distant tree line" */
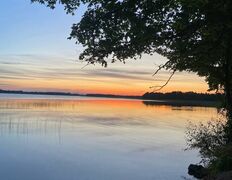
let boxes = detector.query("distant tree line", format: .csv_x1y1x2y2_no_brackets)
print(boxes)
85,94,141,99
0,89,82,96
0,89,222,102
143,91,222,102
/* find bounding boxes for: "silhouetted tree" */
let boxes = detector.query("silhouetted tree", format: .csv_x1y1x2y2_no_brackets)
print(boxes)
143,91,222,101
31,0,232,140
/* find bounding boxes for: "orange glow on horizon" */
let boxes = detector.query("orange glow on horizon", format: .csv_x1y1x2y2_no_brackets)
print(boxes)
1,78,210,96
0,64,210,96
0,52,211,96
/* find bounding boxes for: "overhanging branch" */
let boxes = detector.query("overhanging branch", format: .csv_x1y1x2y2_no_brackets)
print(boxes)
150,70,176,92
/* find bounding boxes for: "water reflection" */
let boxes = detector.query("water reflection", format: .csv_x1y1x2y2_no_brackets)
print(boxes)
0,97,218,180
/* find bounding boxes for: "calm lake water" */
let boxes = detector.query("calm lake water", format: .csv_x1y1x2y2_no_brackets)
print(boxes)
0,94,218,180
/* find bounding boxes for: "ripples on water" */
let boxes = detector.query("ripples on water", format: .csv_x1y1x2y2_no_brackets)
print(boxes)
0,94,218,180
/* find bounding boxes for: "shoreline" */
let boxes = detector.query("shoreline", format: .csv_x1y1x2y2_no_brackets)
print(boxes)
0,92,220,107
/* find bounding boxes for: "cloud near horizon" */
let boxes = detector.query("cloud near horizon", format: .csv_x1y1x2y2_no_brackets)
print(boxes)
0,53,209,95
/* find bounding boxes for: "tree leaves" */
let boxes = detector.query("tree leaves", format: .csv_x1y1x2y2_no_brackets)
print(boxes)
32,0,232,92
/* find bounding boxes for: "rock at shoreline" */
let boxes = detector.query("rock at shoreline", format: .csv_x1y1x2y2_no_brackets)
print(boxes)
188,164,208,179
188,164,232,180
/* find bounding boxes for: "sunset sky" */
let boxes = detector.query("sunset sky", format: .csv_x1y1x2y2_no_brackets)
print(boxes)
0,0,209,95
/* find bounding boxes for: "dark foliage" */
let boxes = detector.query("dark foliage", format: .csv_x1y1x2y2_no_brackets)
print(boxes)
0,89,82,96
143,91,222,102
186,118,232,175
31,0,232,93
31,0,232,141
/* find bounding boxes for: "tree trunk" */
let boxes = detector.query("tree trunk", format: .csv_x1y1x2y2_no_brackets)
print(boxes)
224,38,232,143
225,79,232,143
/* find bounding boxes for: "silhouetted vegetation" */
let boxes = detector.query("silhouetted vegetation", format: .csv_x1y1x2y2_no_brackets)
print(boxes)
186,118,232,178
143,91,222,102
0,89,82,96
85,93,140,99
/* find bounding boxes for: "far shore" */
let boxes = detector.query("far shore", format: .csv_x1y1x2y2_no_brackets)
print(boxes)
0,90,221,107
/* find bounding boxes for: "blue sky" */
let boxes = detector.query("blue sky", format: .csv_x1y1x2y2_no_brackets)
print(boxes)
0,0,209,95
0,0,83,55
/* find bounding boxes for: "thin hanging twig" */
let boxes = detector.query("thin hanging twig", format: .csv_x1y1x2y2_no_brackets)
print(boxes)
150,70,176,92
152,61,171,76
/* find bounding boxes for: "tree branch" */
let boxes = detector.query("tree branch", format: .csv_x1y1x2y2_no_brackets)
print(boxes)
152,61,171,76
150,70,176,92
